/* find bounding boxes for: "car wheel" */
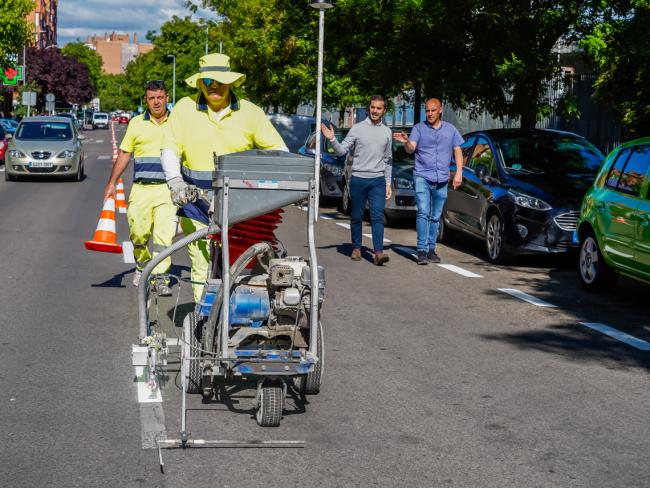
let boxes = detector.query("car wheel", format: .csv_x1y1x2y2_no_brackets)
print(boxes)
437,212,456,243
5,170,14,181
485,212,509,264
340,181,351,215
73,164,83,182
578,231,617,291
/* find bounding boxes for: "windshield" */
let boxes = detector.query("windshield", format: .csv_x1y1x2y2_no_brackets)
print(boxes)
94,114,108,120
496,135,604,176
16,121,72,140
392,141,414,165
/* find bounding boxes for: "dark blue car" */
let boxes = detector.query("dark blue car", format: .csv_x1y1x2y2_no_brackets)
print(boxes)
440,129,605,263
298,127,349,200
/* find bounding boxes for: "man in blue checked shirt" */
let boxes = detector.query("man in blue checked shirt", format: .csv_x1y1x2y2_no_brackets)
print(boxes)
394,98,464,265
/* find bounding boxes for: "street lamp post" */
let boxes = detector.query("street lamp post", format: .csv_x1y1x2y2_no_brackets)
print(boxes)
309,0,333,221
167,54,176,106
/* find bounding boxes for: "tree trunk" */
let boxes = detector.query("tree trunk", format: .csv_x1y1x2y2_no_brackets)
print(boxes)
413,83,422,124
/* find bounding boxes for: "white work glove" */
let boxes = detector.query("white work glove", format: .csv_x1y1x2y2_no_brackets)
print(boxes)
167,176,197,207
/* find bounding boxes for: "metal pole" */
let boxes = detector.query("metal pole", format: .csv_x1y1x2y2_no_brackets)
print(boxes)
205,25,209,55
313,9,325,222
172,56,176,105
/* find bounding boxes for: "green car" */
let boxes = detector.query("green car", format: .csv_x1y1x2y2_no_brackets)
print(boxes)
577,137,650,290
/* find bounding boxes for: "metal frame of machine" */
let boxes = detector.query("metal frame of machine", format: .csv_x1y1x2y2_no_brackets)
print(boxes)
132,154,324,467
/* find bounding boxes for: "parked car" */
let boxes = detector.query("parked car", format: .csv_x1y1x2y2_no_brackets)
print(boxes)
269,114,316,153
0,125,7,164
298,126,348,201
577,137,650,291
5,116,85,181
339,131,417,225
439,129,605,263
0,118,18,135
92,112,109,129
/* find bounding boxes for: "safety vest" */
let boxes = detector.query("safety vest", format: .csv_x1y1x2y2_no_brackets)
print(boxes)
119,112,169,183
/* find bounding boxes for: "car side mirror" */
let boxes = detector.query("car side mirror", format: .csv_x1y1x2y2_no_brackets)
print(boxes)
475,163,487,180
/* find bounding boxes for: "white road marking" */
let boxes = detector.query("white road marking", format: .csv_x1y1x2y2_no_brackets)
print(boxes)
393,245,418,258
579,322,650,351
498,288,557,308
336,222,351,229
362,233,392,243
140,403,167,449
95,139,104,143
134,366,162,403
97,155,110,160
437,264,482,278
122,241,135,263
320,215,333,220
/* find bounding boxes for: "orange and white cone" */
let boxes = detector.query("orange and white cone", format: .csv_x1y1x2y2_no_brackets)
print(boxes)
115,178,128,214
84,198,123,254
112,147,118,163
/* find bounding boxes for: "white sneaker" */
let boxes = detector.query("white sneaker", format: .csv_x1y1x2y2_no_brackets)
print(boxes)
132,269,142,287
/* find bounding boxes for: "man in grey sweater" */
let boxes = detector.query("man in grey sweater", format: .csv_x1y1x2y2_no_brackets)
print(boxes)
321,95,393,265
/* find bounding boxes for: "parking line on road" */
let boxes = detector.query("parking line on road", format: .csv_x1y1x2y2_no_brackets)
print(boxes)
362,233,392,243
97,155,110,160
437,264,482,278
579,322,650,351
498,288,557,308
134,366,163,403
393,245,417,258
336,222,351,230
95,139,104,143
320,215,333,220
122,241,135,264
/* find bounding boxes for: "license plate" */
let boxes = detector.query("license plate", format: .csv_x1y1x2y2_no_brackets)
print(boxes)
29,161,53,168
572,230,579,244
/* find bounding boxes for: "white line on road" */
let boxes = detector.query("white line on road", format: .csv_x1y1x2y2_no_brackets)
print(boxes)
134,366,162,403
320,215,333,220
393,245,417,258
437,264,482,278
122,241,135,263
362,233,392,243
95,139,104,143
97,155,110,160
336,222,351,230
140,403,167,449
498,288,557,308
579,322,650,351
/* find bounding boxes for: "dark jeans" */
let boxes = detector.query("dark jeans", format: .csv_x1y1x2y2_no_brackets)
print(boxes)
350,175,386,252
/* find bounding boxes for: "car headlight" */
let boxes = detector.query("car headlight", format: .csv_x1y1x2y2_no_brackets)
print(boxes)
8,149,26,159
57,150,76,159
393,177,414,190
509,191,551,211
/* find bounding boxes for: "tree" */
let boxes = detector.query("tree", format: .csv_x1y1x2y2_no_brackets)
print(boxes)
0,0,33,71
581,3,650,137
62,42,103,93
26,47,93,108
97,74,131,112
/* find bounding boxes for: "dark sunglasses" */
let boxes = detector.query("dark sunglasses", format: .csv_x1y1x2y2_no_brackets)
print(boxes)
201,78,227,87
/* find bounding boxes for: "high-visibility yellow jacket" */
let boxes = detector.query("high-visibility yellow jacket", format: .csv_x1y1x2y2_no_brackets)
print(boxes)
120,112,169,183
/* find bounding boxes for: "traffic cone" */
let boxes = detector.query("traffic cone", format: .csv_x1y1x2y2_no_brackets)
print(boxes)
115,178,128,214
84,198,123,254
112,147,118,163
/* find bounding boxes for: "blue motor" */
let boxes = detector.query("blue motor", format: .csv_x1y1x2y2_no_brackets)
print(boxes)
229,286,270,327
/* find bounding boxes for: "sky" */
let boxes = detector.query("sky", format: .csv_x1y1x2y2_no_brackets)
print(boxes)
57,0,218,46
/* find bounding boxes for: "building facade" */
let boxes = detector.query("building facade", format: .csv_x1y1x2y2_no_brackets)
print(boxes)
27,0,58,48
85,32,154,74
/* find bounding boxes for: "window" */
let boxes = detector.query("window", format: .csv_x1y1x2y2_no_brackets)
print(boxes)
605,148,632,189
617,146,650,196
469,136,496,177
460,136,476,166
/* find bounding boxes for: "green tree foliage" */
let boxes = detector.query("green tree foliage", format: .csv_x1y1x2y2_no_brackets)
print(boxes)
0,0,33,71
61,42,103,93
581,2,650,136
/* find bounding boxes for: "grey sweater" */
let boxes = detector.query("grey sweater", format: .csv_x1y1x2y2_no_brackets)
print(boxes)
329,118,392,184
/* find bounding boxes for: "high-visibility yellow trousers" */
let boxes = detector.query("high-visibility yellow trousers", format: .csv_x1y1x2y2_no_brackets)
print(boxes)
179,217,210,302
127,183,178,275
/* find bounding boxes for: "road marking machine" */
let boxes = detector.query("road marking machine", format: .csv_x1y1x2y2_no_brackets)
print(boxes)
131,150,324,469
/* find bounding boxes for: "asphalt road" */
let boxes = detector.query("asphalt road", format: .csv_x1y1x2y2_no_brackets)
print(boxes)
0,127,648,488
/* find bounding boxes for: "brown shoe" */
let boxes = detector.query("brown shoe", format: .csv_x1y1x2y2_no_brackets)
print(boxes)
373,252,389,266
351,248,362,261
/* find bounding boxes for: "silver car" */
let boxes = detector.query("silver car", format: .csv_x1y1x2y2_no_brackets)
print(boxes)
5,117,85,181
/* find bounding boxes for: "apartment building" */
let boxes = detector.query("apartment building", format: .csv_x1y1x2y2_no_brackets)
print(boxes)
85,32,154,74
27,0,58,48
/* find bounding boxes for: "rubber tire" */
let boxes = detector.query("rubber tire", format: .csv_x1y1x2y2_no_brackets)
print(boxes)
256,382,284,427
5,169,15,181
293,321,324,395
340,181,351,216
485,212,509,264
183,312,202,394
437,212,455,244
578,231,617,292
72,164,82,182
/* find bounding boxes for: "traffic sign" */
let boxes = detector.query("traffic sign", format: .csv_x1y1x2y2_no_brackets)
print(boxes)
22,91,37,106
45,93,55,102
